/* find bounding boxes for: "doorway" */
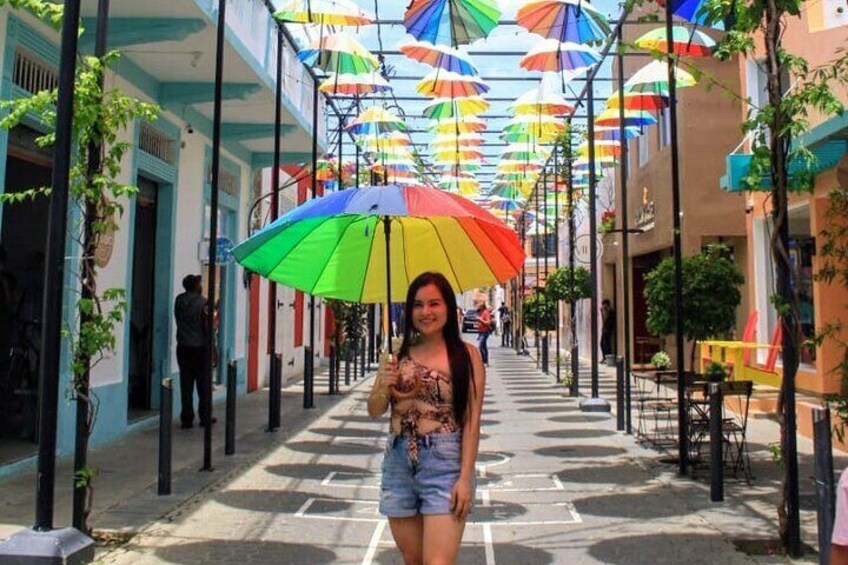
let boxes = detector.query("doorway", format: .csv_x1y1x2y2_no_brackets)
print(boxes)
0,126,51,464
631,251,663,365
127,176,158,419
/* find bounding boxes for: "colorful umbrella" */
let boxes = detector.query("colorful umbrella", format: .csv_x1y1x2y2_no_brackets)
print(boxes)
624,60,698,94
431,133,486,147
517,0,611,45
233,184,524,304
274,0,374,26
577,140,621,159
298,32,379,74
404,0,501,48
594,108,658,127
423,96,490,119
433,148,485,161
347,107,408,135
605,89,669,112
428,116,487,133
593,125,641,141
657,0,725,28
520,39,601,73
399,39,479,75
634,26,716,57
417,70,490,98
510,83,575,116
319,73,392,95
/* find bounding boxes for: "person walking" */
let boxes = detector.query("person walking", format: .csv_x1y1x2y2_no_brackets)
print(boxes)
601,299,616,360
500,305,512,347
174,274,213,429
368,272,485,565
476,303,491,365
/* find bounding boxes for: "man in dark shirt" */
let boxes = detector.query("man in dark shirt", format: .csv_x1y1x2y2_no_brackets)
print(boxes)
174,274,211,429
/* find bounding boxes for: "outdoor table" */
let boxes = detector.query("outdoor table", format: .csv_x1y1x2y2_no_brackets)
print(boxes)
632,370,679,446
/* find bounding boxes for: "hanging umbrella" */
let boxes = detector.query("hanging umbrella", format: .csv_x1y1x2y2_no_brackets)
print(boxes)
359,132,412,148
431,133,485,147
347,107,408,135
517,0,611,45
417,70,490,98
577,140,621,159
519,40,601,73
634,26,716,57
433,148,485,160
404,0,501,48
423,96,490,119
399,39,479,75
497,161,543,172
232,184,524,308
594,108,658,127
274,0,374,25
490,196,525,211
428,116,487,133
656,0,726,28
605,89,668,112
509,84,575,116
320,73,392,96
624,60,698,94
298,32,379,74
593,125,642,141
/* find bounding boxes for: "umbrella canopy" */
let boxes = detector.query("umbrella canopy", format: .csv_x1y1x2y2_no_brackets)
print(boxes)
517,0,611,45
298,32,379,74
605,89,668,111
417,70,490,98
404,0,501,47
520,39,601,73
428,116,487,133
274,0,374,26
577,140,622,159
657,0,725,28
348,107,408,135
594,108,658,127
233,184,524,303
319,73,392,95
423,96,490,119
399,39,479,75
510,84,575,116
634,26,716,57
625,60,698,94
431,133,486,147
593,125,642,141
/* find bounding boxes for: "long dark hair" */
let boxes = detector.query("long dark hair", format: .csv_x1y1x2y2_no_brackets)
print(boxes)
398,272,473,426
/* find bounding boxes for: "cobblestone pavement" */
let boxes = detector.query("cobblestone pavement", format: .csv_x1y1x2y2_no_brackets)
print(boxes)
97,341,769,564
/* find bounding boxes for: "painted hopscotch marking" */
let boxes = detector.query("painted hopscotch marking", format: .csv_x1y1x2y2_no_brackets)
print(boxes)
321,471,565,493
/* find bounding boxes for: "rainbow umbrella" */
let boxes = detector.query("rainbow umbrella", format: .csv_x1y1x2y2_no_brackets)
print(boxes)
520,40,601,73
431,133,485,147
417,70,490,98
510,83,575,116
634,26,716,57
490,196,525,211
656,0,725,28
605,89,668,112
320,73,392,95
517,0,611,45
594,108,658,127
428,116,487,133
399,39,479,75
624,60,698,94
423,96,490,119
593,125,641,141
347,107,407,135
577,140,621,159
433,148,485,161
404,0,501,48
232,184,525,307
359,132,411,149
298,32,379,74
274,0,374,26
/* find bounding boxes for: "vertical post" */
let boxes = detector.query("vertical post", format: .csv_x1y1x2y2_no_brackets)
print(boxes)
542,167,549,375
158,378,173,495
305,75,320,410
709,382,724,502
534,179,540,365
617,27,634,435
615,357,625,431
360,337,366,377
202,0,228,472
542,334,549,374
519,216,527,355
554,146,561,384
345,349,351,386
587,80,600,399
813,406,835,565
566,133,579,397
268,27,283,433
35,0,82,531
384,217,394,355
664,0,688,476
225,361,236,455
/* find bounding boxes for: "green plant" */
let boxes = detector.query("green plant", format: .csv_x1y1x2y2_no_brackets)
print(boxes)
705,361,729,383
523,293,557,332
327,300,367,358
545,266,591,303
644,244,744,369
651,351,671,370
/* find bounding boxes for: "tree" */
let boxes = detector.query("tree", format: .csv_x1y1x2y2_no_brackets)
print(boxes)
545,266,591,303
523,293,557,332
643,244,744,368
0,2,159,532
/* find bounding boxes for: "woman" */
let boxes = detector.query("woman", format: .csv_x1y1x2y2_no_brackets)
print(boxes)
368,272,486,565
476,303,492,365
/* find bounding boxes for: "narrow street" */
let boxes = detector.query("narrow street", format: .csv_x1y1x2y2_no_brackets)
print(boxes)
101,342,753,565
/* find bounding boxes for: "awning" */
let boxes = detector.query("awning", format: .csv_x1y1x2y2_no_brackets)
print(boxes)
720,113,848,192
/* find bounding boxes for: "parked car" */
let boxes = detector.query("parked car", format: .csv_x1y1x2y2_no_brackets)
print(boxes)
462,308,479,333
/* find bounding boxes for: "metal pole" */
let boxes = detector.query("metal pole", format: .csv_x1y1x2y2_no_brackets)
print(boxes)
384,216,394,355
35,0,82,530
305,72,319,410
813,406,835,565
202,0,227,472
617,28,634,434
534,176,541,364
225,360,236,455
73,0,109,531
587,77,600,399
554,146,561,384
268,28,283,432
567,136,579,397
542,168,549,374
519,217,527,355
709,382,724,502
664,0,688,475
157,378,173,495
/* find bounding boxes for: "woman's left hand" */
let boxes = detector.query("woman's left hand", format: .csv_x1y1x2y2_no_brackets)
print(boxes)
451,475,474,521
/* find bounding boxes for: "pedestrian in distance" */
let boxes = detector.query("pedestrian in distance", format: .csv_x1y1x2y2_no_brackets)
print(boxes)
500,305,512,347
601,299,615,359
476,302,492,365
174,274,213,429
368,272,486,565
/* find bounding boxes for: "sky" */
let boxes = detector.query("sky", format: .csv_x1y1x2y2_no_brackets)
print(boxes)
274,0,626,192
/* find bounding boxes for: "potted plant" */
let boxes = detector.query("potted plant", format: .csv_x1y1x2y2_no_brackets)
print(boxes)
545,266,591,303
523,293,557,332
651,351,671,371
599,209,616,234
704,361,729,383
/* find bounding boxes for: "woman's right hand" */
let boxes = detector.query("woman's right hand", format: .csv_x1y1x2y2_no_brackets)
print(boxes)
376,353,398,393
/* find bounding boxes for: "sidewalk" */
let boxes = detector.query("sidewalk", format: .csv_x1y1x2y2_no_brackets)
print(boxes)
0,362,374,544
93,341,816,564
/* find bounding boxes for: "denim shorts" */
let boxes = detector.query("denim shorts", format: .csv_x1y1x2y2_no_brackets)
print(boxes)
379,430,474,518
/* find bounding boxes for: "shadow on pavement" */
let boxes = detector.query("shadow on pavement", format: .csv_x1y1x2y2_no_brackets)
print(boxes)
555,464,650,485
534,428,616,440
587,533,745,564
515,398,568,405
330,414,379,425
518,405,573,413
533,445,627,459
574,492,689,519
547,414,611,424
265,463,370,480
374,543,554,564
310,427,383,438
154,540,337,565
286,440,382,456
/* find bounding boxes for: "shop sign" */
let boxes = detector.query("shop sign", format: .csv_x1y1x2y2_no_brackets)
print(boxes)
634,186,655,231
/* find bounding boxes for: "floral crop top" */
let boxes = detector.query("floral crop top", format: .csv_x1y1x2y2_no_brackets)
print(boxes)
391,356,459,464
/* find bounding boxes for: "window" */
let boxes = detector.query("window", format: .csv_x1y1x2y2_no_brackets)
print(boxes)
638,132,649,167
658,107,671,148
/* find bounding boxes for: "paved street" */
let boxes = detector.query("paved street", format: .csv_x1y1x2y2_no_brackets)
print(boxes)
99,342,759,564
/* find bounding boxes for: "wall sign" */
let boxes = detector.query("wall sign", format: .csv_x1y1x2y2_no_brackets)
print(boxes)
634,186,655,231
